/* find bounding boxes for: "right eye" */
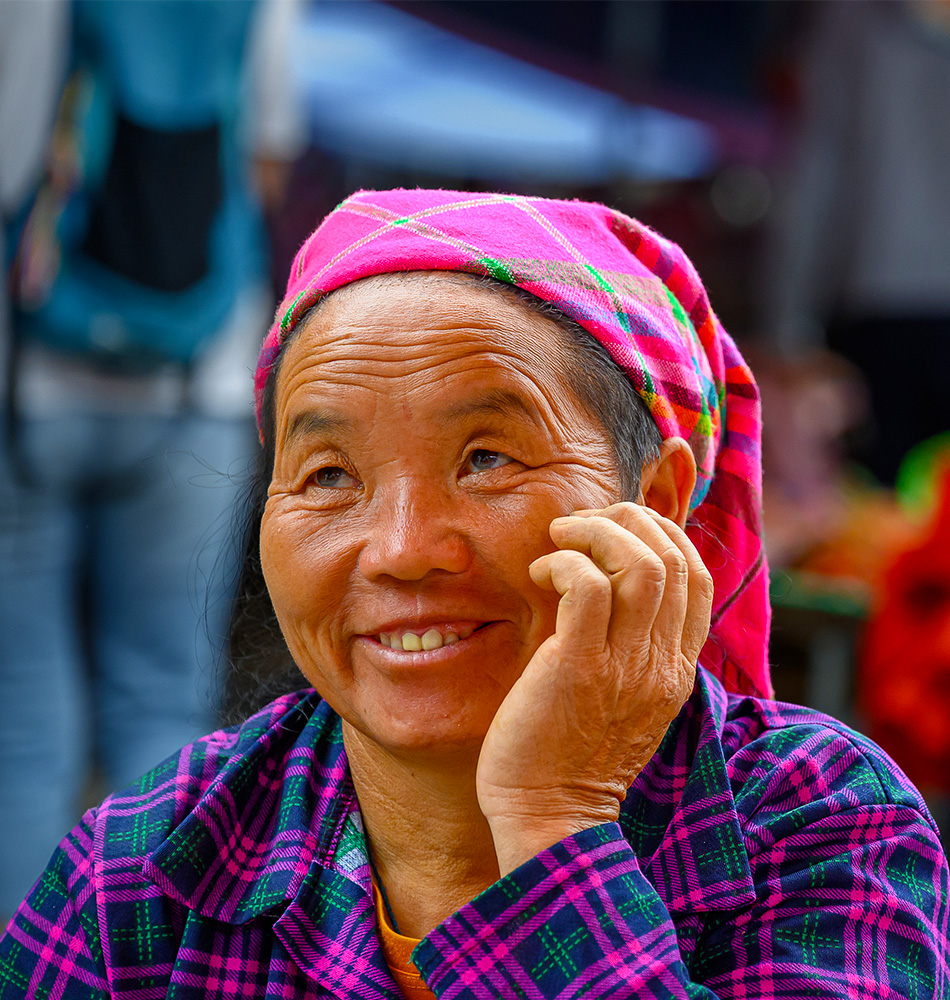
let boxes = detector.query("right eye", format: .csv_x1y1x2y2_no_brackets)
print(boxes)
462,449,513,475
312,466,360,489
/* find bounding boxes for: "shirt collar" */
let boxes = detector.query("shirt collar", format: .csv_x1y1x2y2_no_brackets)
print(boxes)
144,693,365,925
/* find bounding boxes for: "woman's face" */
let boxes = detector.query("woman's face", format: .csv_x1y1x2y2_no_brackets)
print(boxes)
261,273,624,758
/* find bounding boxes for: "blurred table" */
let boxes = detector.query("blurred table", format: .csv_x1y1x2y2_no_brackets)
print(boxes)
769,569,869,725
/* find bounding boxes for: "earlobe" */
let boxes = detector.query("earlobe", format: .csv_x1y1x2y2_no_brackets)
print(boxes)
638,437,696,528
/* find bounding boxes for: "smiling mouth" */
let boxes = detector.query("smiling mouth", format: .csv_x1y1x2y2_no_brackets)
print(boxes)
378,625,481,652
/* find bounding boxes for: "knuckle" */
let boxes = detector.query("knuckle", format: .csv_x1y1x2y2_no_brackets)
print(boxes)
578,564,611,595
671,658,696,699
660,545,688,578
616,553,665,605
606,501,640,518
608,501,647,529
554,551,609,590
652,670,686,714
638,551,667,585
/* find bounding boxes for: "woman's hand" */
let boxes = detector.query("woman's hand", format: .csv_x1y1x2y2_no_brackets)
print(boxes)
475,502,713,876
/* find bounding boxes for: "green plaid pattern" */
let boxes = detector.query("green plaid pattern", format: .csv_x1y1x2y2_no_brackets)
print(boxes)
2,672,948,998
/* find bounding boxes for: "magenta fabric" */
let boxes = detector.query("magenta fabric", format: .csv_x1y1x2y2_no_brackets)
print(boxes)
254,189,771,698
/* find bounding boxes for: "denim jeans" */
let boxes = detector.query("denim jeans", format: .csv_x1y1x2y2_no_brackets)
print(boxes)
0,410,255,913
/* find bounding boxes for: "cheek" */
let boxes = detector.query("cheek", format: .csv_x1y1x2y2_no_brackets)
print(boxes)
474,493,564,612
485,469,616,557
487,502,554,571
260,505,350,630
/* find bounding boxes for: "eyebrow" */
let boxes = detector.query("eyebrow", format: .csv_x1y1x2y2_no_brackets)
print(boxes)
284,389,540,446
285,409,351,445
438,389,540,427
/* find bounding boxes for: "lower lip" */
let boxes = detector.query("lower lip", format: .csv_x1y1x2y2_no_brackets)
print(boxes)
355,623,501,665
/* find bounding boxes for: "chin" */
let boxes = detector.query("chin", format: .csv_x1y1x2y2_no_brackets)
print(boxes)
341,692,501,762
301,637,531,759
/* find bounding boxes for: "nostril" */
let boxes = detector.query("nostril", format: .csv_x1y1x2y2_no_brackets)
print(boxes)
358,507,471,580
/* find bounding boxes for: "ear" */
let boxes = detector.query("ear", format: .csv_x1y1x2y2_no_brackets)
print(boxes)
638,437,696,528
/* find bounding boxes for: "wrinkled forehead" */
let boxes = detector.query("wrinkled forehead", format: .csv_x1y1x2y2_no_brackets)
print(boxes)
267,272,614,470
273,271,576,387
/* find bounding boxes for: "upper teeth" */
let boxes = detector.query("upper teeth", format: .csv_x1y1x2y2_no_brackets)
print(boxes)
379,626,475,651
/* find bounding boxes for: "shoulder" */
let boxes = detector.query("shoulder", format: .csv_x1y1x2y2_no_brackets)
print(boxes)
717,684,941,849
96,689,329,860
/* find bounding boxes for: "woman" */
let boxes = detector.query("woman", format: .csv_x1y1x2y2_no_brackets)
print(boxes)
1,189,947,997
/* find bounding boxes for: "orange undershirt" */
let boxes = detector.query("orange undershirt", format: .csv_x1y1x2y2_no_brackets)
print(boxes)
372,880,437,1000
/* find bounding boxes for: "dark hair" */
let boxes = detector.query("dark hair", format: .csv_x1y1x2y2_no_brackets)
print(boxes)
222,274,663,723
483,277,663,500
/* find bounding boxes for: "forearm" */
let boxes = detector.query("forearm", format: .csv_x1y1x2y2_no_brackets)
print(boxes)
416,815,950,1000
416,824,715,999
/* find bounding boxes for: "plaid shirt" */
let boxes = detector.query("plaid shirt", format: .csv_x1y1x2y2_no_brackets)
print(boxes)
1,667,948,999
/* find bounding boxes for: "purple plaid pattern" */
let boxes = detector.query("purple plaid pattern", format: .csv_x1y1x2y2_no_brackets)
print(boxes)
2,670,948,998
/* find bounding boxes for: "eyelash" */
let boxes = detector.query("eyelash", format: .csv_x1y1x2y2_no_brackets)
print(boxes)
306,456,361,491
305,448,514,491
462,449,513,475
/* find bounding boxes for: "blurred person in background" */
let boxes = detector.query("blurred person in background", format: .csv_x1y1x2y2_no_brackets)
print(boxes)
0,0,68,337
0,0,304,918
764,0,950,488
0,0,72,921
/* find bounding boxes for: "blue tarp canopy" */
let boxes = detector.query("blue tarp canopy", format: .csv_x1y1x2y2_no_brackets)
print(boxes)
292,1,718,184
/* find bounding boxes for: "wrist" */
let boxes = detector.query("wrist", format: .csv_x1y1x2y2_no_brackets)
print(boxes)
485,799,620,876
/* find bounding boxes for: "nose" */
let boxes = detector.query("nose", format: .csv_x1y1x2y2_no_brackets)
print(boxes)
357,479,471,582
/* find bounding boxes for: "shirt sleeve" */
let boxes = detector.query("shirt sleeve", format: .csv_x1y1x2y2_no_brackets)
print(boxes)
0,811,109,1000
413,807,949,999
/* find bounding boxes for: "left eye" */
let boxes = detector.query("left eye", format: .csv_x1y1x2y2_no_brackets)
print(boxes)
465,449,512,473
312,466,360,489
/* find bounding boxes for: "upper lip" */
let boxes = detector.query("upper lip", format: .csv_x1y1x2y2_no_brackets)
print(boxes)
358,616,494,636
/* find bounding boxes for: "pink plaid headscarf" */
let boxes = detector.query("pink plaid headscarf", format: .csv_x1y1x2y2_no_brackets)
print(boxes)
255,189,771,698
